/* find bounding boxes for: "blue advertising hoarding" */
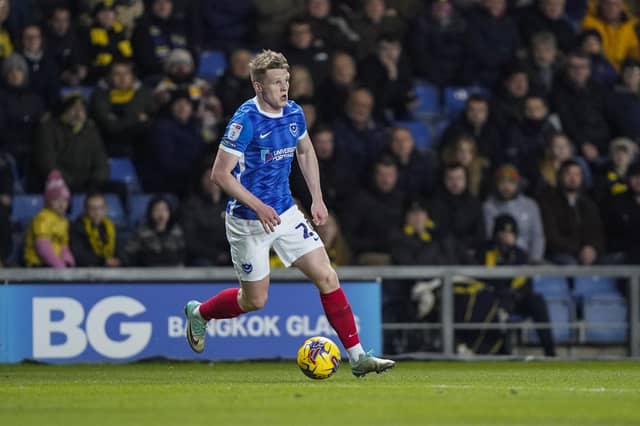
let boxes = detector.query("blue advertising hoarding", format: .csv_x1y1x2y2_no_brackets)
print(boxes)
0,281,381,364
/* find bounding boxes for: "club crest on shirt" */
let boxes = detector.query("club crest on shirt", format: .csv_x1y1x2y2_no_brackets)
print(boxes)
228,122,243,141
289,122,298,137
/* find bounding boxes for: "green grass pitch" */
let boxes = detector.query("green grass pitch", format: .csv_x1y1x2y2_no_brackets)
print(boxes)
1,361,639,425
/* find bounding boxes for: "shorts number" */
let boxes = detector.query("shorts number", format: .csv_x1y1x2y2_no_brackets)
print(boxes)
296,222,319,241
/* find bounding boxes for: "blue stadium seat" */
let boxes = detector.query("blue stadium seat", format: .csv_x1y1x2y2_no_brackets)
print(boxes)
60,85,94,103
393,120,432,152
528,296,574,344
4,154,24,194
531,276,571,297
11,194,44,229
583,294,628,343
197,50,227,82
573,276,620,299
413,82,440,117
443,86,490,118
70,193,127,228
109,157,141,193
129,193,153,229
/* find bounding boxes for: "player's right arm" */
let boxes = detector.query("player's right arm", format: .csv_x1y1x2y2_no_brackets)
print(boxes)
211,148,282,234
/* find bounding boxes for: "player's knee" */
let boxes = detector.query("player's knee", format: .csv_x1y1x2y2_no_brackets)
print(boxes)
316,267,339,293
242,293,268,312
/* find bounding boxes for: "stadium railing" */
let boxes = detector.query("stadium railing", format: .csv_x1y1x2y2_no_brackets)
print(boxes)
0,265,638,359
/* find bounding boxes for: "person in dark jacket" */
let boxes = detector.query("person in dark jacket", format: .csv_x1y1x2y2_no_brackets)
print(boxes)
89,60,154,158
491,62,530,134
32,94,109,193
215,48,255,121
551,51,612,164
538,159,605,264
608,58,640,142
140,90,206,196
180,164,230,266
70,192,122,267
524,31,563,96
578,29,618,88
593,137,637,203
0,53,46,175
406,0,468,87
130,0,190,80
605,161,640,264
316,50,358,123
341,156,405,265
200,0,254,51
0,151,13,264
518,0,576,52
123,194,186,266
429,163,486,263
281,16,330,85
463,0,521,86
43,4,88,86
305,0,359,53
349,0,406,61
19,23,60,108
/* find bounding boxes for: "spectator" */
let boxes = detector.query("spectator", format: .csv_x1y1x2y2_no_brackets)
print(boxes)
180,165,230,266
605,161,640,263
84,0,133,82
578,29,618,87
581,0,639,70
464,0,521,86
429,163,485,262
536,131,592,192
332,87,386,181
130,0,190,80
140,90,206,196
23,170,75,268
297,96,318,131
518,0,576,52
441,94,504,163
288,65,315,101
407,0,468,87
551,51,612,163
483,164,546,262
442,134,491,198
524,31,563,95
390,200,456,265
199,0,254,51
358,33,414,122
215,48,254,121
0,53,46,174
478,214,556,356
89,60,153,158
491,63,530,134
70,191,122,267
0,0,13,60
316,51,358,123
538,159,605,264
33,94,109,193
123,194,186,266
342,156,404,265
254,0,306,49
43,5,88,87
315,211,352,266
19,24,60,108
0,151,13,264
350,0,406,61
506,93,561,178
384,126,437,200
609,58,640,141
290,124,358,217
281,16,330,84
594,137,637,202
305,0,359,53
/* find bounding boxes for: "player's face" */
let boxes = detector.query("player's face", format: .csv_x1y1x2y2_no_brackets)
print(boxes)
257,68,290,112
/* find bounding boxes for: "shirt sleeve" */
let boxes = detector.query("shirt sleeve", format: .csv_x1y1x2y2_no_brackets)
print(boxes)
219,109,253,157
296,105,307,141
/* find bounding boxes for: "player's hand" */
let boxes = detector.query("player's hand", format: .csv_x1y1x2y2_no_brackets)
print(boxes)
310,200,328,226
256,203,281,234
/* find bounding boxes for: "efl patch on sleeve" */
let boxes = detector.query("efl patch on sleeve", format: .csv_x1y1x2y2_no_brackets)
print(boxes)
227,123,243,141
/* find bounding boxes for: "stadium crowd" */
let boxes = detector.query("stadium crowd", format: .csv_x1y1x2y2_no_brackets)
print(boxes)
0,0,639,273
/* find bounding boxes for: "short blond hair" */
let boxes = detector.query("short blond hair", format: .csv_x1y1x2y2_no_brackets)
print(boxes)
249,50,289,83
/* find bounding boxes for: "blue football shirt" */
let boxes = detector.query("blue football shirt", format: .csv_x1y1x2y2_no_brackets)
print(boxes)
219,97,308,220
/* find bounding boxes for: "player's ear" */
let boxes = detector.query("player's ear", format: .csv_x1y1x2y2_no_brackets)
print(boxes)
253,80,262,93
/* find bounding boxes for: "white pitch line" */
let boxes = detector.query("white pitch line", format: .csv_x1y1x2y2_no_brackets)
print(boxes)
430,384,638,393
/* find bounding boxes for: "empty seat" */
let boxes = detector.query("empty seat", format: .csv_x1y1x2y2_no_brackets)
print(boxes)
583,294,628,343
70,193,127,228
11,194,44,229
413,82,440,116
393,120,432,152
197,50,227,81
532,276,571,297
573,276,620,298
60,85,94,102
109,157,141,193
128,193,153,229
443,86,490,118
528,296,574,344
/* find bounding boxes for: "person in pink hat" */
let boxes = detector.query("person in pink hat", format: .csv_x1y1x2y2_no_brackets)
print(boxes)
23,170,75,268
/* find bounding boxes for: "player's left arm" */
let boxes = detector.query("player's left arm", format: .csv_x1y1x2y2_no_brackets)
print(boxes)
295,133,328,226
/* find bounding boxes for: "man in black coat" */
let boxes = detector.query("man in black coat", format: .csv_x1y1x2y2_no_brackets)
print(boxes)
518,0,576,52
605,162,640,264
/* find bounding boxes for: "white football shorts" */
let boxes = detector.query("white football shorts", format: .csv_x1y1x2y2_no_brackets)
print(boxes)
225,205,325,282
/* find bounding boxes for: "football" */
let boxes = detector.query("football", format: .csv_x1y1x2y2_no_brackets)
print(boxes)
296,336,341,380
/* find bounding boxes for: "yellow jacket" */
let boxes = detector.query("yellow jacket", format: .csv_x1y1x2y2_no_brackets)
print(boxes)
582,5,640,70
0,27,13,58
24,207,70,267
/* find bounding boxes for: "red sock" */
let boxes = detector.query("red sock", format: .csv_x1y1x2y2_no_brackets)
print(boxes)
320,288,360,349
199,288,244,320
